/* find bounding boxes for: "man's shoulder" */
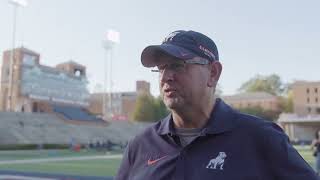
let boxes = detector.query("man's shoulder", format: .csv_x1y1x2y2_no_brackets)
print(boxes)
231,111,290,155
233,111,284,137
215,99,281,133
234,111,271,126
129,119,164,145
137,121,161,137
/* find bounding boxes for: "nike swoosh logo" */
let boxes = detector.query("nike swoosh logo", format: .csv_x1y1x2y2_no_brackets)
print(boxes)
147,155,168,165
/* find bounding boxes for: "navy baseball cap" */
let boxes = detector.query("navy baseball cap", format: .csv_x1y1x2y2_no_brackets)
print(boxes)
141,30,219,67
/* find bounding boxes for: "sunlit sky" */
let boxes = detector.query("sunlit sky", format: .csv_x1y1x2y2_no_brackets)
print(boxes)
0,0,319,96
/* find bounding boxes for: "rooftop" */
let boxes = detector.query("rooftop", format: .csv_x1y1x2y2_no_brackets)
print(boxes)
222,92,277,101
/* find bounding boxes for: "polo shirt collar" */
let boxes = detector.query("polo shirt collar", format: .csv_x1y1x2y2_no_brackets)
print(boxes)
156,114,175,135
203,98,237,135
156,98,237,136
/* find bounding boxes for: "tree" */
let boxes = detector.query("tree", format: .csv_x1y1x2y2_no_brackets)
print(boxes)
238,74,285,95
132,94,169,122
154,96,169,120
132,94,156,122
237,106,280,121
236,74,293,117
279,89,294,113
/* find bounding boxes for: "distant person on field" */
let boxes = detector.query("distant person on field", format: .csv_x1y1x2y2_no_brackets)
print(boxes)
115,30,318,179
312,129,320,175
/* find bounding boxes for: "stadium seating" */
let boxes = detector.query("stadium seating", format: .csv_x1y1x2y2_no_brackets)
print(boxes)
51,104,104,123
0,112,150,145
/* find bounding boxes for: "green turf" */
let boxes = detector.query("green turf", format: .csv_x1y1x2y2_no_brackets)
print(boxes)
0,146,316,177
294,145,315,168
0,158,122,177
0,149,116,161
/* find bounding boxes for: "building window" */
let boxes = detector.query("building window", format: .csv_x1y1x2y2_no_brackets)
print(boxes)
307,107,312,113
307,97,310,103
32,102,38,112
317,108,320,114
315,88,318,93
307,88,310,93
316,97,319,103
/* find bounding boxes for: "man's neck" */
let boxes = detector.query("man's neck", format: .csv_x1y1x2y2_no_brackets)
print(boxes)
172,97,216,129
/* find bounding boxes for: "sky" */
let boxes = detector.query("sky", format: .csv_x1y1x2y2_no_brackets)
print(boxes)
0,0,319,96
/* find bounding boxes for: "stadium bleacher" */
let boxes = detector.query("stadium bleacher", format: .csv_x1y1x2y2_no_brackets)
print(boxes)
51,104,104,123
0,112,150,145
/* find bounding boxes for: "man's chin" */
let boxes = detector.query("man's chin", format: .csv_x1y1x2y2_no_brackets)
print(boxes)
164,98,182,110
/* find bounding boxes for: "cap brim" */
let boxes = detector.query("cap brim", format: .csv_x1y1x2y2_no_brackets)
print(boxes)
141,44,198,67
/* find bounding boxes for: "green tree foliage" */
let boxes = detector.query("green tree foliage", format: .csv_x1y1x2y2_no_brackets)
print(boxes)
154,96,170,120
279,89,294,113
238,74,284,95
133,94,169,122
238,74,293,114
237,106,281,121
133,94,156,122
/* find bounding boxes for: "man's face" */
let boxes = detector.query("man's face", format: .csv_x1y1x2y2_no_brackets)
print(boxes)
156,55,212,111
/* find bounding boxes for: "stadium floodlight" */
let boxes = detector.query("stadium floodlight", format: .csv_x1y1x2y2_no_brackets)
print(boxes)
104,30,120,50
9,0,28,7
102,29,120,120
7,0,28,111
107,30,120,44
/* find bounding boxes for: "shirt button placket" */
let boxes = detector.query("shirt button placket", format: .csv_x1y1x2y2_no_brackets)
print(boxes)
175,149,187,180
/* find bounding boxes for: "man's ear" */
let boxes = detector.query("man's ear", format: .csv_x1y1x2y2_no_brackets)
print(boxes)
207,61,222,87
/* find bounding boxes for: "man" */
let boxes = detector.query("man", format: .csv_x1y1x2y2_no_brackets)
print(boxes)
115,30,318,180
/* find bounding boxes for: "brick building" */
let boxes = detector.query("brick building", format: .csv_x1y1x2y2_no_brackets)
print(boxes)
222,92,280,112
292,81,320,115
278,81,320,142
0,47,103,123
88,81,151,120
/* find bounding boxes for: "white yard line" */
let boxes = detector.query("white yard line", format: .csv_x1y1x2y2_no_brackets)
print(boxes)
0,154,122,165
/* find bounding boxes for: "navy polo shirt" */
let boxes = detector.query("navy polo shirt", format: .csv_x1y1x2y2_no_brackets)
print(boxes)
115,98,318,180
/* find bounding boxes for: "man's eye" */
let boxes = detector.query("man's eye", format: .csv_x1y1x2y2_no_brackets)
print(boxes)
170,63,184,69
155,63,185,73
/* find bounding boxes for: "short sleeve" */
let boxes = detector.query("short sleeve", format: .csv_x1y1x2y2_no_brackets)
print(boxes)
262,123,319,180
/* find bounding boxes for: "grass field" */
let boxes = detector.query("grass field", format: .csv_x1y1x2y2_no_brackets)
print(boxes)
0,146,316,177
0,149,122,177
0,159,121,177
295,145,315,167
0,149,119,161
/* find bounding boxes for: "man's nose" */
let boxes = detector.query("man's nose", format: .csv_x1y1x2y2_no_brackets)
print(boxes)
160,68,175,83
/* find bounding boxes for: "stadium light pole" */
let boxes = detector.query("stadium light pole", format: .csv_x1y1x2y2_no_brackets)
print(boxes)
102,30,120,120
7,0,28,111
